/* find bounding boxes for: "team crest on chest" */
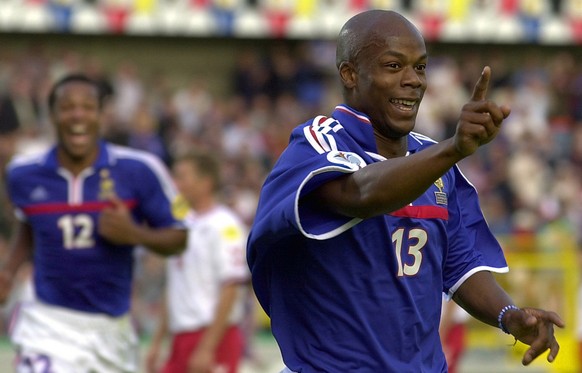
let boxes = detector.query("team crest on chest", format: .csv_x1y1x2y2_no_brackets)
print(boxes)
434,178,447,205
99,169,116,200
29,185,48,201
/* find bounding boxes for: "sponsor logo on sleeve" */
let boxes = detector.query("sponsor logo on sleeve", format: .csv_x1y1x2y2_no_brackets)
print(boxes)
326,151,366,171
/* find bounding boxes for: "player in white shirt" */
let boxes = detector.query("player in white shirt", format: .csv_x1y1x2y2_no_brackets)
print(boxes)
146,150,250,373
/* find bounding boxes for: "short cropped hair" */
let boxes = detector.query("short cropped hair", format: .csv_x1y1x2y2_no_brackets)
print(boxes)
175,150,222,192
48,74,104,112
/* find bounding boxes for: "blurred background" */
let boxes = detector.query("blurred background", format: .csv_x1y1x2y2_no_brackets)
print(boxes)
0,0,581,372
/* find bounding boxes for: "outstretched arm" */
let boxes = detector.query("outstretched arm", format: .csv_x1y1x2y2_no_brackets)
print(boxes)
98,195,187,256
453,271,564,365
188,282,243,373
145,297,169,373
308,66,511,219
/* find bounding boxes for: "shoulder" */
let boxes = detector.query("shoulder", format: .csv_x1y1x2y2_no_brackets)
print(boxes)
291,115,346,154
6,151,48,178
210,205,244,226
203,206,245,235
299,115,344,136
211,206,247,243
107,143,169,174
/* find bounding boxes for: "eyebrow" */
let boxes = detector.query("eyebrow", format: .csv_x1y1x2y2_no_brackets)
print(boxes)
380,50,428,63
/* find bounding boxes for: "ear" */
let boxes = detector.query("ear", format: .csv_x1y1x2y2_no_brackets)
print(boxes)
339,61,357,89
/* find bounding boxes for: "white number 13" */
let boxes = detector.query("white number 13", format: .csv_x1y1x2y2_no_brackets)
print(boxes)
392,228,427,277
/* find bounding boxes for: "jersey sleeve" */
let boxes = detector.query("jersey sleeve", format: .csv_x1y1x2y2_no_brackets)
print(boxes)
250,117,368,245
247,117,370,268
295,147,369,239
132,155,183,229
442,166,509,298
213,211,250,283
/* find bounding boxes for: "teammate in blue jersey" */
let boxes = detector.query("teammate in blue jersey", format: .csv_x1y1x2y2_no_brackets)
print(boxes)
247,10,564,373
0,74,187,372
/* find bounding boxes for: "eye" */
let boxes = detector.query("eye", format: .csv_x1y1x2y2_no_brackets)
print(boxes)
83,102,98,111
384,62,401,69
416,64,427,71
58,102,74,112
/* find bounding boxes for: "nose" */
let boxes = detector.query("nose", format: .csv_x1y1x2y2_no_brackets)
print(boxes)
401,66,423,88
70,105,90,119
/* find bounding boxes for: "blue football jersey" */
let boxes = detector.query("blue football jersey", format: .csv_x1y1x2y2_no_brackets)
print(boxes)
7,141,183,316
247,105,508,372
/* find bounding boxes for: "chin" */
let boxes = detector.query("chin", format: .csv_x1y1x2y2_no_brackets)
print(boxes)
384,120,416,138
64,147,92,162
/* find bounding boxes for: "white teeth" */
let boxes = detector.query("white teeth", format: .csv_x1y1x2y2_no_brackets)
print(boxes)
390,99,415,106
71,124,87,134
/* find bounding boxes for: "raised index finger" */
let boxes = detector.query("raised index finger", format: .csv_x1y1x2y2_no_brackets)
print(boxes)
471,66,491,101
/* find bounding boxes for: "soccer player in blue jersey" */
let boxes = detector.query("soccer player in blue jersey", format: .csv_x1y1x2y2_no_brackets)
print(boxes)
0,74,187,372
247,10,564,373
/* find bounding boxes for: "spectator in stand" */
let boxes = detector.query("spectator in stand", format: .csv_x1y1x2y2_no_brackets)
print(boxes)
110,61,144,143
128,101,171,165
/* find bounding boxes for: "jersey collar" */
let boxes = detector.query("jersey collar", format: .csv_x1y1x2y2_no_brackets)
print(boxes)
331,105,376,153
43,140,113,170
331,104,423,154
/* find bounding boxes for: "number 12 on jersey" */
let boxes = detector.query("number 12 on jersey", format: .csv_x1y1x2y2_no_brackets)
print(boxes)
57,214,95,249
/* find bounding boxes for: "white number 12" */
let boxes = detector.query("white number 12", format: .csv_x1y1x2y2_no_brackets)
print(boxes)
57,214,95,249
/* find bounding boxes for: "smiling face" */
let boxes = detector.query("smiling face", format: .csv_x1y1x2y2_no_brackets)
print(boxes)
338,11,428,140
50,79,102,171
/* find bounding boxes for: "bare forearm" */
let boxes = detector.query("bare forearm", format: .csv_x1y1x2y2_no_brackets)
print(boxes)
198,283,240,352
316,138,463,219
130,227,187,256
452,271,514,329
356,138,462,216
0,222,34,304
151,299,169,347
313,68,510,220
2,222,33,276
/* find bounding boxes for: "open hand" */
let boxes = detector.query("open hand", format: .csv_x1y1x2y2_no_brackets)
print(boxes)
98,195,138,245
504,307,565,365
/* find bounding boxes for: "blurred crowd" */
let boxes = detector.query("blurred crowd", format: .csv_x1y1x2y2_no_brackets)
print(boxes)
0,39,581,338
3,0,582,44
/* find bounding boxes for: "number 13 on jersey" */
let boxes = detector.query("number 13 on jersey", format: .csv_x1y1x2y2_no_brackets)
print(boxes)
392,227,427,277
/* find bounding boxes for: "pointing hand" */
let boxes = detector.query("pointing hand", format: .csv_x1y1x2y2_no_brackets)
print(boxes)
454,66,511,157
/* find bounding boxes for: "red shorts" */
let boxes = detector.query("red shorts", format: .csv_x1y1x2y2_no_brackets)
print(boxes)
162,326,244,373
443,323,466,373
